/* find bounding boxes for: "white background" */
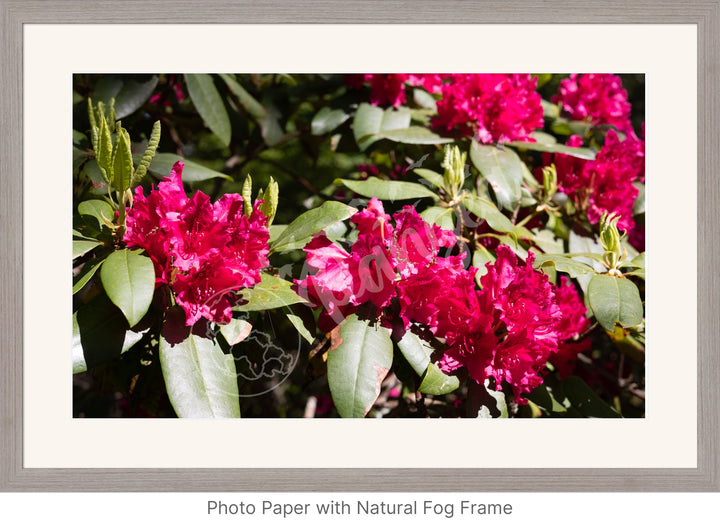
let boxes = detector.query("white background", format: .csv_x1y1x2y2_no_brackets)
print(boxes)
22,25,697,468
2,492,719,528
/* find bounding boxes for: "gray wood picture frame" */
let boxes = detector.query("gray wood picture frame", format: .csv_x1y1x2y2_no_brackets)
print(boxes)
1,0,718,492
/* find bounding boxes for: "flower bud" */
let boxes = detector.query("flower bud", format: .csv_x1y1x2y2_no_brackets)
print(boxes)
541,164,558,199
600,212,624,271
442,145,467,198
242,174,253,217
260,177,279,225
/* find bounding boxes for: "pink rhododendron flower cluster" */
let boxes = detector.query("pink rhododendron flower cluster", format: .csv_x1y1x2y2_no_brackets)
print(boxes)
346,73,544,144
297,198,589,403
432,74,544,144
344,74,444,107
124,161,270,326
552,73,634,135
545,130,645,234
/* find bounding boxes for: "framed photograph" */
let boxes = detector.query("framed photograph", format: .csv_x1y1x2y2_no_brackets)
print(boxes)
2,1,718,491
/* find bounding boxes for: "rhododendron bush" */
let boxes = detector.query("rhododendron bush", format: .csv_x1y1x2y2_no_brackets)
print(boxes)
73,73,645,419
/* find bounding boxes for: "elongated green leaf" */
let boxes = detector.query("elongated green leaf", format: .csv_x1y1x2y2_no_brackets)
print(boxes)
376,126,453,145
461,194,533,239
135,152,233,182
259,99,285,146
100,249,155,327
587,274,644,331
396,330,432,376
533,254,597,278
284,311,314,344
311,107,350,135
96,117,113,180
116,76,159,118
73,295,148,374
335,177,439,201
237,273,307,311
506,132,596,160
396,330,459,395
218,73,266,119
73,256,105,294
160,333,241,418
327,314,393,417
470,141,524,210
413,88,437,111
73,240,101,259
184,74,232,146
562,376,622,418
353,103,411,150
418,364,460,395
133,120,161,185
271,201,356,252
112,127,133,192
413,168,445,189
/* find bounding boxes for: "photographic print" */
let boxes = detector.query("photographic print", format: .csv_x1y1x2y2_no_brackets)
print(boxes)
72,72,646,420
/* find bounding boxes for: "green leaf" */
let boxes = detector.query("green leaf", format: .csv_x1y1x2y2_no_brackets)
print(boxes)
413,88,437,111
79,160,109,196
419,206,454,232
461,194,533,239
184,74,232,146
135,152,233,182
326,314,393,417
629,252,645,268
271,201,357,252
219,318,252,346
375,126,453,145
100,249,156,327
396,330,432,376
527,384,567,415
73,240,101,259
218,73,266,119
160,333,241,418
311,107,350,135
472,245,494,280
353,103,411,150
506,132,596,160
470,141,524,210
562,376,622,418
78,199,114,227
96,117,113,180
133,120,161,186
114,76,159,119
413,168,445,189
533,254,597,278
258,99,285,146
72,295,148,374
634,182,645,215
335,177,439,201
112,127,133,192
284,311,314,344
237,273,307,312
418,364,460,395
73,256,105,294
396,330,459,395
587,274,644,331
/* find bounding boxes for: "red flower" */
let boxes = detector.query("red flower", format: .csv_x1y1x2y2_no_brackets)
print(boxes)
549,130,644,234
296,198,457,330
124,161,270,326
433,74,544,144
552,73,634,135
